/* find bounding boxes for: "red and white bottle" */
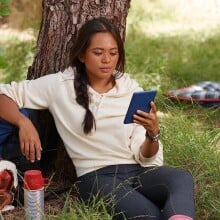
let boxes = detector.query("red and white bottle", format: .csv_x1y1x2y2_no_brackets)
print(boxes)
23,170,47,220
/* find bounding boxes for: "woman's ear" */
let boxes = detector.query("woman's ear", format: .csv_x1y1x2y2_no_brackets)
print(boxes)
78,55,85,63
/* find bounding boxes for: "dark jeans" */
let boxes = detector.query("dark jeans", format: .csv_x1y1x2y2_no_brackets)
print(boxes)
76,164,195,220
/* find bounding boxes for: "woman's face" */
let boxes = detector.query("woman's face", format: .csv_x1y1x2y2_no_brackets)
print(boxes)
79,32,119,81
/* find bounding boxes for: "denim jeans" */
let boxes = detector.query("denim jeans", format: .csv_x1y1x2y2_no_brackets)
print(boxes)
76,164,195,220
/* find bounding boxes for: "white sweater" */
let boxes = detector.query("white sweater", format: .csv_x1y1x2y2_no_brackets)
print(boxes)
0,67,163,177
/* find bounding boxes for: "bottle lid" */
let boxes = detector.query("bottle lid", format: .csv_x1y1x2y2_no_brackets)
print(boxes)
23,170,44,190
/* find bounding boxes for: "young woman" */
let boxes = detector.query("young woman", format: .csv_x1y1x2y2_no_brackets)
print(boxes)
0,17,195,220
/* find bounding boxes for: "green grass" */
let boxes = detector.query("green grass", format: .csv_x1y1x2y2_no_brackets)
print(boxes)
124,2,220,219
1,1,220,219
47,196,111,220
0,40,35,82
159,106,220,219
125,26,220,90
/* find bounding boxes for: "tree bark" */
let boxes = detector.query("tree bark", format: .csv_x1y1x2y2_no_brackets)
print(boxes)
27,0,131,78
26,0,131,182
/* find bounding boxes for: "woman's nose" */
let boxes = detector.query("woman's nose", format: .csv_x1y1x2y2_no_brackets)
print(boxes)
102,53,111,63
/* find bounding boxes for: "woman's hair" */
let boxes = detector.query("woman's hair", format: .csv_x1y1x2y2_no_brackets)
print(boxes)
70,17,125,134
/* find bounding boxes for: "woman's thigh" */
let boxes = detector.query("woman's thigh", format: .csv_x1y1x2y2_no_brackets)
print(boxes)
76,168,163,220
137,166,195,219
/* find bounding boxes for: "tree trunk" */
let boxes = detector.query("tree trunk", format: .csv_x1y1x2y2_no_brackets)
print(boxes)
26,0,131,182
27,0,131,78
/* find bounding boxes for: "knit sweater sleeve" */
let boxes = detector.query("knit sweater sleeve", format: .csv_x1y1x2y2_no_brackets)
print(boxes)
0,73,61,109
130,124,164,167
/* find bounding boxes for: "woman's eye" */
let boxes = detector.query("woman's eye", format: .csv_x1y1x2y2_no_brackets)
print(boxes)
110,50,118,56
93,51,102,55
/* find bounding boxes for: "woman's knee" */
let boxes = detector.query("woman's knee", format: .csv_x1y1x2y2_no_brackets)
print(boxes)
112,193,162,220
155,166,194,187
170,168,194,188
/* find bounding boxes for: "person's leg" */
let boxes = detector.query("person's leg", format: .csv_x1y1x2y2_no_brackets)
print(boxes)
136,166,195,220
76,165,163,220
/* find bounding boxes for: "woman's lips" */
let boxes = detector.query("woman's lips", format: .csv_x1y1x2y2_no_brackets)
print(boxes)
100,67,112,73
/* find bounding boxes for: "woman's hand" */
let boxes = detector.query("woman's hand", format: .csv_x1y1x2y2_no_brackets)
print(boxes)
0,95,42,162
133,101,160,158
18,117,42,163
133,101,159,136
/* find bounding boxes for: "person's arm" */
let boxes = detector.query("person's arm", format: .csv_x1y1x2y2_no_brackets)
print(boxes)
133,101,159,158
0,94,24,125
0,94,42,162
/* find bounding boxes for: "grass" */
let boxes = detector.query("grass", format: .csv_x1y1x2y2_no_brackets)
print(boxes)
159,107,220,219
1,0,220,219
0,40,35,82
125,2,220,219
46,195,111,220
125,1,220,219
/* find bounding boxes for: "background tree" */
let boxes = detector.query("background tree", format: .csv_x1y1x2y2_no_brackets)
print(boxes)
26,0,132,182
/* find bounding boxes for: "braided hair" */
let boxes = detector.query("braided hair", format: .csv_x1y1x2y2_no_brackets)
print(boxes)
70,17,125,134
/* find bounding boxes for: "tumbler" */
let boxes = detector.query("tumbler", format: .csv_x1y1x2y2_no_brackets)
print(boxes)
23,170,46,220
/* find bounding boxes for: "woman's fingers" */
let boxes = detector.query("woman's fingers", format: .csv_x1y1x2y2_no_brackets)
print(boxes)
36,140,42,161
150,101,157,113
19,127,42,162
133,102,157,119
20,141,25,157
133,101,159,134
21,141,42,162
